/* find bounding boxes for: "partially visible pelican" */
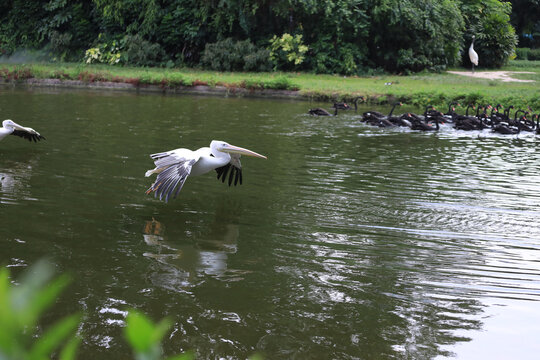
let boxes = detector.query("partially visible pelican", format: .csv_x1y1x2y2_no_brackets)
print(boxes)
0,119,45,142
145,140,267,202
469,35,479,73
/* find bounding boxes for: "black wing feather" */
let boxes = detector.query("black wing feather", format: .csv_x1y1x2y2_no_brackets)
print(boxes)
222,165,230,183
215,163,242,187
228,166,234,186
11,130,45,142
215,164,225,181
234,168,240,185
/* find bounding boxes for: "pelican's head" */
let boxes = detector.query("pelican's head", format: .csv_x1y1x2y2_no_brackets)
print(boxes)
211,140,267,159
2,119,27,131
2,119,17,129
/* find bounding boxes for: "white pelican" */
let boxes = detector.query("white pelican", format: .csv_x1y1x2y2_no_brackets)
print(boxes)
145,140,267,202
469,35,479,73
0,119,45,142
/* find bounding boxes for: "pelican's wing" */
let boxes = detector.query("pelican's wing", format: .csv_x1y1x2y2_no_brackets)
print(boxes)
11,127,45,142
146,150,199,202
215,154,242,186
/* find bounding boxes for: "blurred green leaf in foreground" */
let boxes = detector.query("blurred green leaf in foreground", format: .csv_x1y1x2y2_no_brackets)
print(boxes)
124,310,192,360
0,260,81,360
0,260,193,360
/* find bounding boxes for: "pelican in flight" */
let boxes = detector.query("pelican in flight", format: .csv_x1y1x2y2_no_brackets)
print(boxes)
145,140,267,202
469,35,479,73
0,119,45,142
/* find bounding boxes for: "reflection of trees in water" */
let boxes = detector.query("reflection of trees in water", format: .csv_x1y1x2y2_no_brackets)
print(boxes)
142,200,243,292
253,129,491,358
0,154,40,204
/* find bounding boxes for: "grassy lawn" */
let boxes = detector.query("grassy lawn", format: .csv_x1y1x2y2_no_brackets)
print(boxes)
1,60,539,110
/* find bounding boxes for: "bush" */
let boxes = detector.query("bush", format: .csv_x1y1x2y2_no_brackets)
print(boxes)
309,38,367,75
83,34,165,66
528,48,540,60
83,35,122,65
49,31,74,61
0,260,192,360
263,76,298,90
515,47,531,60
243,50,272,72
122,34,165,67
268,33,309,71
200,38,272,72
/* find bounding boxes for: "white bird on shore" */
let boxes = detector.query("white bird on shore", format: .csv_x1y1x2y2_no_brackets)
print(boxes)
0,119,45,143
145,140,267,202
469,35,479,73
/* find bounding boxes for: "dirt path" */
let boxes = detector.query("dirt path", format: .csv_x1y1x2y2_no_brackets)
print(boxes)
447,71,535,82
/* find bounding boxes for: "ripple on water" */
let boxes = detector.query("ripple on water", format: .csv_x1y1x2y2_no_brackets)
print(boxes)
267,117,540,356
3,92,540,359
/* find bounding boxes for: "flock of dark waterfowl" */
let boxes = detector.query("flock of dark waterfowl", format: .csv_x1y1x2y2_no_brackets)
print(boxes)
308,97,540,135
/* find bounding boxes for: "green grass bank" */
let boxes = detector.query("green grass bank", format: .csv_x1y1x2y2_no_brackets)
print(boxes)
1,61,539,111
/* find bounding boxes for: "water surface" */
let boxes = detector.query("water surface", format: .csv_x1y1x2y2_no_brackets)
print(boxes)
1,87,540,359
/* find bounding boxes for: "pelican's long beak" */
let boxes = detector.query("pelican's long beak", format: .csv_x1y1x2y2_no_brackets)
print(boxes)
4,120,24,130
9,120,32,132
222,144,267,159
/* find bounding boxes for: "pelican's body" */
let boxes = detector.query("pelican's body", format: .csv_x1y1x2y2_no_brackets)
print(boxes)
145,140,266,202
0,119,45,142
469,35,479,73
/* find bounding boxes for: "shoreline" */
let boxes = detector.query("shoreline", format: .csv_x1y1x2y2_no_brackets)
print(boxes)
0,78,307,101
1,61,539,110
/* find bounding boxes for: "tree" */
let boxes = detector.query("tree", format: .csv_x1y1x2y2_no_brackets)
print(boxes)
0,0,44,55
367,0,465,72
509,0,540,47
460,0,518,68
0,0,520,72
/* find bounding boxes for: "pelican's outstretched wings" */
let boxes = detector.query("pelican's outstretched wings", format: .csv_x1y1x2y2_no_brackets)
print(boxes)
215,154,242,186
11,129,45,142
146,151,199,202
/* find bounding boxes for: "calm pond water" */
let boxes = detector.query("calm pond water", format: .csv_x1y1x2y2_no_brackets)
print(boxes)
1,86,540,359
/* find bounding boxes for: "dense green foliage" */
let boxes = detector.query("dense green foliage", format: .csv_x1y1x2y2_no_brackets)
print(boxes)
516,47,540,59
0,261,191,360
510,0,540,48
0,261,80,360
367,0,465,73
201,38,272,72
0,0,521,73
460,0,518,68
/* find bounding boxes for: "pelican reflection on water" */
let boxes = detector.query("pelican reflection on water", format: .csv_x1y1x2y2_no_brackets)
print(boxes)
141,203,243,290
